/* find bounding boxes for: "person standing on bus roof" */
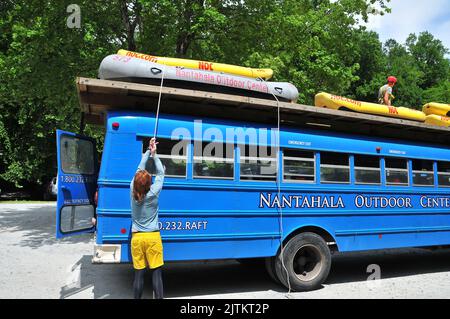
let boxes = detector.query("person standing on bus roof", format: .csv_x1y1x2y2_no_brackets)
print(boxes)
378,76,397,106
130,137,165,299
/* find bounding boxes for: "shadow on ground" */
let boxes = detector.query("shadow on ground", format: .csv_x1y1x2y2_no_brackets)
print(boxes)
4,203,449,298
58,247,450,299
326,247,450,285
0,204,92,248
59,256,134,299
163,260,285,298
58,256,284,299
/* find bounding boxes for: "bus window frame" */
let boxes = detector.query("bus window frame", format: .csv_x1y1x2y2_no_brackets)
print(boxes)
319,151,350,185
354,154,381,186
60,134,96,176
141,137,189,179
385,157,409,187
282,150,316,184
437,160,450,188
240,156,278,182
239,143,277,182
58,204,96,235
411,159,435,187
193,154,235,181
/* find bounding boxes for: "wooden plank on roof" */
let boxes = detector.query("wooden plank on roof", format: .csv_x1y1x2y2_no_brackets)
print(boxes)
77,77,279,108
75,77,450,145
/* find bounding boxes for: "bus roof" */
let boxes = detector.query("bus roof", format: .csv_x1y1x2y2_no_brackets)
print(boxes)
76,77,450,146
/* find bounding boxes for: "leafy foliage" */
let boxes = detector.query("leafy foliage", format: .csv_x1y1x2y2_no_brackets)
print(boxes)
0,0,449,189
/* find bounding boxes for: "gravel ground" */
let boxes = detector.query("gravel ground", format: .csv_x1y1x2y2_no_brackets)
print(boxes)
0,203,449,299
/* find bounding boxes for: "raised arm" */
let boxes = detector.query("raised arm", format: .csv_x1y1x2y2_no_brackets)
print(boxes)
130,148,150,196
137,149,151,172
149,154,165,196
136,138,156,172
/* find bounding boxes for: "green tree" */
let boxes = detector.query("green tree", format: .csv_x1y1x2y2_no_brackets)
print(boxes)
350,29,387,102
406,32,450,89
242,0,391,104
10,0,443,192
423,81,450,104
381,39,424,108
0,0,121,188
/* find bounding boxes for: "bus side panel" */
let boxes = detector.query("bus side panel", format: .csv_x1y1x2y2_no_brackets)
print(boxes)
96,111,450,264
278,189,450,252
96,117,141,246
99,185,450,262
98,185,281,262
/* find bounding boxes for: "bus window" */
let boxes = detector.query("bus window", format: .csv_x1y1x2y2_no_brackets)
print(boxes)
60,205,95,234
142,138,188,178
385,158,408,186
354,155,381,185
437,161,450,187
283,149,315,183
239,144,277,181
320,152,349,184
412,159,434,186
60,135,95,175
193,142,234,180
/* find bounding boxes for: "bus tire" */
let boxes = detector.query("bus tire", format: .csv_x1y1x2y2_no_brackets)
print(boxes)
265,257,280,284
275,232,331,292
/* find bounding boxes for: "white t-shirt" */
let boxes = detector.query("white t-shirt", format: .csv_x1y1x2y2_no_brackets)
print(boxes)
378,84,393,103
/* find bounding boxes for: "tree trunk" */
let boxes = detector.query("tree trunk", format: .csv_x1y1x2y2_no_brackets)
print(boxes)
175,0,205,57
119,0,142,51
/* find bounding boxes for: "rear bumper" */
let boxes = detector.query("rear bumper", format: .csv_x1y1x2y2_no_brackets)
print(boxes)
92,244,122,264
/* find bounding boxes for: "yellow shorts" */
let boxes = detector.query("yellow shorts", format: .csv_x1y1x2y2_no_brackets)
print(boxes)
131,232,164,270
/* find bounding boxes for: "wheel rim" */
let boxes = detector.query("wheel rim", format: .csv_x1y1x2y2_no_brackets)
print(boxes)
292,244,323,282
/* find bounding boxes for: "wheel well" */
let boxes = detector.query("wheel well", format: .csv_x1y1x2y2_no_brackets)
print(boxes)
282,226,339,253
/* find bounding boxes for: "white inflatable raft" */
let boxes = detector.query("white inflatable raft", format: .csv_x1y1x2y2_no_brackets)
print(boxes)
98,55,299,102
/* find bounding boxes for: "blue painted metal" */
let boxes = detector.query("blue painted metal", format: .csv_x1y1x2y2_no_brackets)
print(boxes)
56,130,97,239
58,111,450,262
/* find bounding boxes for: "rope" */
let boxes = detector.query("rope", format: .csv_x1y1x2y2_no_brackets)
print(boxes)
153,64,167,138
151,66,291,293
259,79,292,295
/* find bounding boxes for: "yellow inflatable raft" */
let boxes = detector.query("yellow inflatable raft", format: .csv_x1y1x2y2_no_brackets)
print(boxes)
314,92,426,122
424,114,450,127
117,49,274,80
422,102,450,116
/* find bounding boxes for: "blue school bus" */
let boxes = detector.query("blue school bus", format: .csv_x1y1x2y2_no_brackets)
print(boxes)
56,109,450,291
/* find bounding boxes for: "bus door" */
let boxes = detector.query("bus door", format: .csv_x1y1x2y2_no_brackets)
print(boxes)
56,130,97,239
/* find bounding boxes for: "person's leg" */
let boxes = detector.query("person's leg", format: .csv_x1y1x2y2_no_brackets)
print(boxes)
151,267,164,299
133,268,146,299
131,233,147,299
